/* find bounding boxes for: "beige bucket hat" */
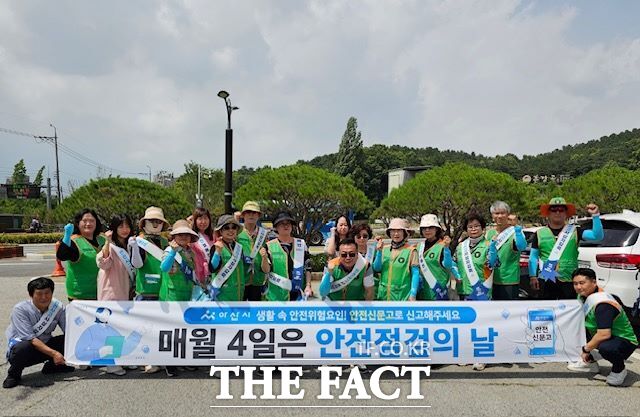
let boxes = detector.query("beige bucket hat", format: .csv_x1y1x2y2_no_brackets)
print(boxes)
386,218,413,237
419,214,442,229
138,206,169,230
169,219,199,242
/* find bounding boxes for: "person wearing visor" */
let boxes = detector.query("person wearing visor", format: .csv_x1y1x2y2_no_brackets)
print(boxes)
209,215,247,301
261,211,313,301
528,197,603,299
485,201,527,301
416,214,459,301
372,218,420,301
319,237,375,301
237,201,268,301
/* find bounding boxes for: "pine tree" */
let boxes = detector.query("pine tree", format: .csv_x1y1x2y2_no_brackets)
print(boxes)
335,117,365,190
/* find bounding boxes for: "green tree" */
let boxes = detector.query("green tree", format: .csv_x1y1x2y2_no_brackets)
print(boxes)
335,117,366,190
11,159,27,184
372,163,534,246
173,162,225,215
33,166,45,187
560,165,640,214
53,177,191,227
235,165,373,243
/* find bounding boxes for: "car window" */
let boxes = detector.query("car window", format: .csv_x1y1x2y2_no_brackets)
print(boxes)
579,220,640,248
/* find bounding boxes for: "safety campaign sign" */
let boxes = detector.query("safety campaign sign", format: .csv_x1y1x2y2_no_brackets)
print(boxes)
64,301,585,366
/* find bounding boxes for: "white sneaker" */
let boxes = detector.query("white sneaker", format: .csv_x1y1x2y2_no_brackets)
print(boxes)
126,365,138,370
143,365,161,374
75,365,90,370
567,359,599,373
606,368,628,386
472,363,485,371
106,366,126,376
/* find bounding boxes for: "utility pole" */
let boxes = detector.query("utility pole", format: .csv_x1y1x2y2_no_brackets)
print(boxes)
46,177,51,210
34,124,61,202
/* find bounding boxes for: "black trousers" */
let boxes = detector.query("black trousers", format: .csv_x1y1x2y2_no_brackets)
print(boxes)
542,279,576,300
596,336,637,373
243,285,263,301
7,335,65,378
493,284,520,300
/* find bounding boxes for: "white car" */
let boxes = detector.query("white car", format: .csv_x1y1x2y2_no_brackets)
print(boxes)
578,210,640,310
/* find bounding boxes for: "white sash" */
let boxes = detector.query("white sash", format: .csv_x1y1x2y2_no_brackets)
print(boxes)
583,291,619,316
493,227,515,250
212,243,243,289
33,299,62,337
249,227,268,260
198,234,211,258
417,242,439,289
365,241,376,263
110,244,135,280
548,225,575,263
329,254,367,293
268,272,293,291
462,240,492,288
136,236,165,261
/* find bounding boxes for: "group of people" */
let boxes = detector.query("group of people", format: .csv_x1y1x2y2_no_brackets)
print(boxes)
3,196,638,388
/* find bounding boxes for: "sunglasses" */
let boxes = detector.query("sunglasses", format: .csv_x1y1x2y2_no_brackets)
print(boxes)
148,219,163,225
355,234,369,239
549,206,566,213
340,252,357,258
222,224,238,231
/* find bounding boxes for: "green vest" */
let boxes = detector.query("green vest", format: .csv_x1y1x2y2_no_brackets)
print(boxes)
417,242,450,301
159,249,194,301
486,229,520,285
66,235,105,300
237,229,266,286
377,245,414,301
135,235,168,296
584,293,638,345
537,227,578,283
455,239,490,297
328,260,367,301
212,243,246,301
265,239,305,302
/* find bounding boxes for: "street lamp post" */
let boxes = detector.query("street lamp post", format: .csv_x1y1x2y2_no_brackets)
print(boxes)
217,90,239,215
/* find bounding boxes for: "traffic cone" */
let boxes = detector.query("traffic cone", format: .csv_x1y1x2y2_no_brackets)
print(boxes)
51,241,66,277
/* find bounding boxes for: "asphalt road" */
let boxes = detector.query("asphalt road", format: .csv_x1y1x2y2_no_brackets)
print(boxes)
1,249,640,416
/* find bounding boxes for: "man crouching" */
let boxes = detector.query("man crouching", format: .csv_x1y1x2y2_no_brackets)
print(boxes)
3,277,74,389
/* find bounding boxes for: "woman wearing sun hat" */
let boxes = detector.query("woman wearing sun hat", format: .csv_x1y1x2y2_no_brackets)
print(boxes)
416,214,459,301
159,220,207,302
372,218,420,301
131,206,170,301
529,197,603,299
208,214,247,301
261,211,313,301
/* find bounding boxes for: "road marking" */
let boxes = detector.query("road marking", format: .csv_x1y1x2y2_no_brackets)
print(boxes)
631,351,640,361
0,262,43,266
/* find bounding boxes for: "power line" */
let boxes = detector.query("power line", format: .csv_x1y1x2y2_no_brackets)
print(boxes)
0,125,147,177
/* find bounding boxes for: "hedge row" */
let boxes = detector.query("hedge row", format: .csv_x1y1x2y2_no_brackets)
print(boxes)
0,233,63,244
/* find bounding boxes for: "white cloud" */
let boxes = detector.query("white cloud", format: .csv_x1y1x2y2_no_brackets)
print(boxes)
0,0,639,194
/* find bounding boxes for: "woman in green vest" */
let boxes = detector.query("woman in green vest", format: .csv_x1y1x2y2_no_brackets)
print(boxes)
209,215,246,301
56,208,106,301
159,220,205,301
568,268,638,386
372,218,420,301
261,211,313,301
416,214,458,301
454,211,497,302
131,206,170,301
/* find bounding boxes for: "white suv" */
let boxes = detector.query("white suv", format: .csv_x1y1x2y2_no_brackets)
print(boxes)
578,210,640,310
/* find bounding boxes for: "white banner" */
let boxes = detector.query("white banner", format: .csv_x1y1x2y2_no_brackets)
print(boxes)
64,300,585,366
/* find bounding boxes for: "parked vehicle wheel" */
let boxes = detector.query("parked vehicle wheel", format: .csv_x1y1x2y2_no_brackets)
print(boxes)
310,231,324,246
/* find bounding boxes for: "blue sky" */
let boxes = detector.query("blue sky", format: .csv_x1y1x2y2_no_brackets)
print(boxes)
1,0,639,195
